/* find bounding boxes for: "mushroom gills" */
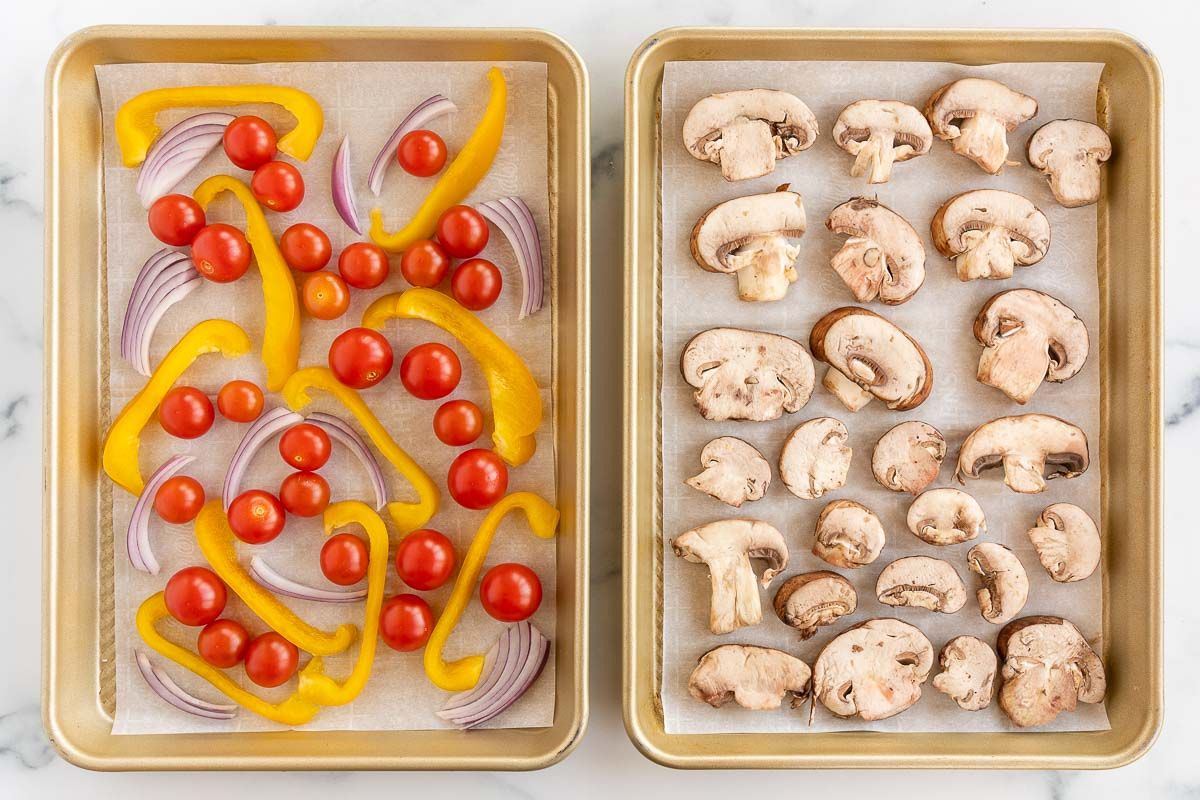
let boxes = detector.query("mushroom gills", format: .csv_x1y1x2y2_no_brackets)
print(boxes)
875,556,967,613
773,571,857,640
967,542,1030,625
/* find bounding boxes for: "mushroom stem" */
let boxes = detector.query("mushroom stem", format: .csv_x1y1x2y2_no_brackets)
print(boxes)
823,366,873,411
848,132,897,184
952,114,1012,174
830,236,887,302
715,118,776,181
956,227,1017,281
733,238,800,302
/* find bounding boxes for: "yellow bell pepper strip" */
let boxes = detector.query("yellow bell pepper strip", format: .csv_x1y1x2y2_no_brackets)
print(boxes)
115,85,323,168
424,492,558,691
368,67,507,252
102,319,250,495
136,592,321,725
363,288,542,466
193,175,301,391
281,367,438,533
194,500,356,656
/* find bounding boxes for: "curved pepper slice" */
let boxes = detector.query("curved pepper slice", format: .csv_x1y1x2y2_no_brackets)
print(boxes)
424,492,558,691
136,592,321,725
368,67,506,252
193,176,301,391
363,289,541,465
102,319,250,495
115,85,323,168
195,500,356,656
281,367,438,533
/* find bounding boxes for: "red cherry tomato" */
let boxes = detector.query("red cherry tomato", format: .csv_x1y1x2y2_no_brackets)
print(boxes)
399,239,450,288
447,448,509,509
433,399,484,446
197,618,250,668
451,258,503,311
278,423,331,470
227,490,286,545
279,471,330,517
154,475,206,524
222,115,278,170
435,205,489,258
250,160,304,212
164,566,227,627
320,533,369,586
280,223,332,272
378,594,433,652
148,194,206,246
243,632,299,688
338,242,390,290
397,129,448,177
191,223,251,283
395,529,456,591
158,386,214,439
480,563,542,622
400,343,461,400
301,272,350,320
216,379,264,423
328,328,394,389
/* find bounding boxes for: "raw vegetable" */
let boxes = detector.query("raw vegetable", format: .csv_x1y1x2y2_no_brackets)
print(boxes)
367,94,458,196
395,529,456,591
222,115,277,170
302,272,351,320
154,475,205,525
148,194,207,246
278,422,332,470
222,406,304,509
280,223,332,272
197,619,249,668
433,399,484,446
436,621,549,729
399,239,450,288
135,113,234,207
338,243,389,290
398,129,448,177
158,385,214,439
306,412,388,511
279,471,330,517
191,223,251,283
227,489,286,545
136,650,237,720
320,533,369,586
216,379,264,422
447,448,509,509
477,196,545,318
327,327,393,389
251,555,366,603
399,342,462,400
128,454,196,574
480,563,542,622
164,566,228,627
379,594,433,652
436,205,489,258
119,249,202,377
450,257,502,311
244,632,299,687
331,136,362,234
251,161,305,212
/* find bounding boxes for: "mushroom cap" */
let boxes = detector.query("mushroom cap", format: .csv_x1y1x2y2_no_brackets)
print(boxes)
812,618,934,721
778,417,852,500
876,556,968,613
1026,119,1112,208
685,436,772,508
810,307,933,411
772,570,857,640
924,78,1038,137
826,198,927,305
955,413,1090,494
688,644,812,711
931,189,1051,266
967,542,1030,625
682,89,819,181
906,488,987,546
932,635,997,711
680,327,815,421
1027,502,1101,583
833,99,933,159
871,420,946,494
997,616,1106,727
692,191,807,273
812,499,886,569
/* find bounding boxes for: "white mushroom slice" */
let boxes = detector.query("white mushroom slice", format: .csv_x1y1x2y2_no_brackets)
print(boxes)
933,635,997,711
967,542,1029,625
906,488,986,546
1026,119,1113,208
812,499,885,569
682,89,819,182
932,190,1051,282
680,328,815,421
924,78,1038,174
871,420,946,494
772,571,857,640
826,198,926,305
832,100,933,184
1027,503,1101,583
689,644,812,711
778,417,851,500
691,190,806,302
812,618,934,721
810,307,933,411
955,413,1089,494
998,616,1106,727
974,289,1089,404
671,519,789,635
685,437,771,508
876,556,967,613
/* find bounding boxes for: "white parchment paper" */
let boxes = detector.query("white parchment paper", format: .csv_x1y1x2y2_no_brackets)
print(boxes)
659,60,1107,734
96,61,556,734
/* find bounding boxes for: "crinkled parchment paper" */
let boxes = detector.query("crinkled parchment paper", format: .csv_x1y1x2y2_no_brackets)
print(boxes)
659,60,1107,734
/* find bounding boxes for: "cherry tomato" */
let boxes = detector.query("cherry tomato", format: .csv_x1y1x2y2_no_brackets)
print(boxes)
328,328,394,389
164,566,227,627
378,594,433,652
158,386,214,439
447,448,508,509
433,399,484,446
320,533,369,586
301,272,350,320
400,343,461,400
451,258,503,311
399,239,450,288
435,205,489,258
154,475,206,524
480,563,542,622
278,423,331,470
280,223,332,272
197,618,250,668
397,129,448,177
216,379,264,423
191,223,251,283
279,471,330,517
227,490,286,545
338,242,390,289
148,194,206,246
243,632,299,688
250,160,304,212
395,529,456,591
222,115,278,170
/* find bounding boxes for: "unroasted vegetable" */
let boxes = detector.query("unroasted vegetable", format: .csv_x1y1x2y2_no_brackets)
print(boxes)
437,620,550,729
222,407,304,509
307,412,387,511
477,197,545,318
250,556,367,604
135,112,234,207
127,454,196,575
135,650,237,720
367,94,457,196
331,135,362,234
120,249,202,377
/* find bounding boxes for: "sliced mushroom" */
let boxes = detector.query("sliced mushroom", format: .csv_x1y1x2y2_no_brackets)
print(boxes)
680,328,815,421
812,618,934,721
932,189,1051,282
933,635,997,711
810,307,933,411
1026,119,1113,208
778,417,851,500
906,488,986,546
876,556,967,613
924,78,1038,174
682,89,819,182
967,542,1029,625
826,198,926,305
691,190,807,302
871,420,946,494
772,571,857,640
974,289,1089,404
832,100,932,184
671,519,789,635
685,437,771,508
688,644,812,711
1027,503,1101,583
998,616,1106,727
955,413,1089,494
812,500,885,569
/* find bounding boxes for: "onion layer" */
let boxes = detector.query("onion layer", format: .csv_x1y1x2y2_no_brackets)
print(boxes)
331,135,362,234
367,95,457,196
306,412,387,510
250,556,367,603
476,197,544,319
136,650,237,720
127,454,196,575
120,249,201,376
136,112,234,207
222,407,304,509
436,621,549,729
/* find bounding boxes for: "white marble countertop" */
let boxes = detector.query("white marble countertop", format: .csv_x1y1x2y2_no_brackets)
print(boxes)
4,0,1194,796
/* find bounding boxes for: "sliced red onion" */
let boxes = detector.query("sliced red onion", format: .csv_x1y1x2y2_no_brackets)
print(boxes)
135,650,237,720
331,135,361,234
136,112,234,207
222,407,304,509
127,454,196,575
249,556,367,603
306,412,387,510
437,621,550,729
367,95,457,196
120,250,201,376
477,197,545,319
